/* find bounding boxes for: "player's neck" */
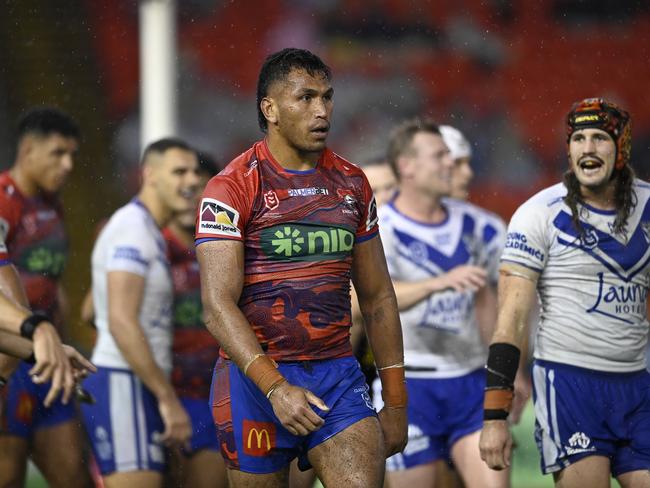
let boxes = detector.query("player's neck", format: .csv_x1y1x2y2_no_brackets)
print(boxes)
580,182,617,211
136,189,172,228
393,190,446,224
265,135,320,171
9,165,40,197
167,220,194,247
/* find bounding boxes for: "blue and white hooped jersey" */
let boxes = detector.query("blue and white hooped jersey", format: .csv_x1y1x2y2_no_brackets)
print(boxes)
502,180,650,372
379,197,506,378
91,200,173,374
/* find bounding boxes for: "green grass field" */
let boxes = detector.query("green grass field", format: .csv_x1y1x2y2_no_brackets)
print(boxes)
27,404,552,487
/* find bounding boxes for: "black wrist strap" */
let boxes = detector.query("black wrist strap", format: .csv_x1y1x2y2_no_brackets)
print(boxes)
20,312,50,340
485,343,521,389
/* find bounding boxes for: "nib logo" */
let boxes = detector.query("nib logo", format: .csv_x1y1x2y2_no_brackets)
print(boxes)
261,223,355,261
272,227,304,257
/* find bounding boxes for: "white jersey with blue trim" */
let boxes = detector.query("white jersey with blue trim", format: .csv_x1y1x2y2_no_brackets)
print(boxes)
379,197,506,378
502,180,650,372
91,201,173,374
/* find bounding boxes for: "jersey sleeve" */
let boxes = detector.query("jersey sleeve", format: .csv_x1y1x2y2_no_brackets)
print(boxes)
355,172,379,243
0,189,22,260
377,211,399,277
480,217,507,285
501,203,549,273
105,226,156,277
195,174,252,245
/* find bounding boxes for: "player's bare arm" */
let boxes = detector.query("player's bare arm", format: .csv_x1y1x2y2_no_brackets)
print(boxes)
351,235,407,457
197,239,329,437
0,263,30,380
392,264,487,310
0,265,86,406
107,270,191,447
479,262,539,470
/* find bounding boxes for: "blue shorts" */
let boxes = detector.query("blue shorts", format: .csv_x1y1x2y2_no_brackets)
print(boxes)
180,396,219,454
210,356,376,474
80,367,165,475
0,361,77,437
373,369,484,470
532,360,650,477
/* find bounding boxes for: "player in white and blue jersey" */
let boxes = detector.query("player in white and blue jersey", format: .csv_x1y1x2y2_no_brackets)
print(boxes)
479,98,650,487
373,118,509,488
80,138,201,488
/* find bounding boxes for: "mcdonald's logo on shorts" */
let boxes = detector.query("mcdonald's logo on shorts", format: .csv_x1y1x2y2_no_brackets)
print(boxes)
242,419,276,456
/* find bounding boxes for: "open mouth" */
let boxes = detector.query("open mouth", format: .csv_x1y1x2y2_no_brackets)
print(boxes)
310,124,330,137
578,157,604,173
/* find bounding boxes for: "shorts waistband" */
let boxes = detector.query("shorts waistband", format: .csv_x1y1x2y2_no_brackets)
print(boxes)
535,359,647,380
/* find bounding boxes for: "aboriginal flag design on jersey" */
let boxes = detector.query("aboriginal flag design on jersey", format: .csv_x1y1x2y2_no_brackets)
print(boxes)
196,140,378,362
0,172,67,322
164,227,220,399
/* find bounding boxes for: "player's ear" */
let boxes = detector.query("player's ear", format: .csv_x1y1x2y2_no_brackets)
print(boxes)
260,97,278,127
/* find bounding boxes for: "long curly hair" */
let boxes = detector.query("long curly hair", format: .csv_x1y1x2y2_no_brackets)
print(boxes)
562,165,636,237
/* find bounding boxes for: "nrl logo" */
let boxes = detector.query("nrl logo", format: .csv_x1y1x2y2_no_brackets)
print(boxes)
580,228,599,250
264,190,279,210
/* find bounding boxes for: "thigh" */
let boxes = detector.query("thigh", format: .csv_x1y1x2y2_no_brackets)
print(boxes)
227,466,289,488
32,419,93,488
289,459,317,488
385,461,436,488
552,455,611,488
451,430,508,488
184,449,227,488
309,416,384,488
0,434,28,487
104,470,163,488
617,469,650,488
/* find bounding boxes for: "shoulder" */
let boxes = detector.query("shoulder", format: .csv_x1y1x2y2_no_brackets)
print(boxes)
323,150,367,179
101,203,156,245
512,182,566,221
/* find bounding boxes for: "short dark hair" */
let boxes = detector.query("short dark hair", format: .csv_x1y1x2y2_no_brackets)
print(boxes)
386,117,441,178
17,107,80,143
141,137,192,165
256,48,332,132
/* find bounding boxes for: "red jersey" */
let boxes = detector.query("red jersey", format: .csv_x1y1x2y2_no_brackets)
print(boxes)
163,227,220,399
195,140,378,362
0,172,67,321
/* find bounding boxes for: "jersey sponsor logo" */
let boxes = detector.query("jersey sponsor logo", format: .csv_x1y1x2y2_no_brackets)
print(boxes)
22,244,67,277
505,232,545,262
264,190,279,210
261,223,354,261
288,187,329,197
242,420,275,456
587,272,647,323
565,431,596,455
198,198,241,237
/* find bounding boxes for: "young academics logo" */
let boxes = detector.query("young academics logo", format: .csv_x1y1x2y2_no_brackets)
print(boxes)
198,198,241,237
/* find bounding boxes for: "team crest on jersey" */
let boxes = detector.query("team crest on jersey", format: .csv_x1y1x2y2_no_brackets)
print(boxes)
264,190,279,210
198,198,240,237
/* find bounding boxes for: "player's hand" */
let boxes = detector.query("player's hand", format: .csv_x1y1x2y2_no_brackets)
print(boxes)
437,265,487,293
61,344,97,381
29,322,76,407
510,371,532,425
158,394,192,449
479,420,513,470
268,381,329,436
378,406,407,457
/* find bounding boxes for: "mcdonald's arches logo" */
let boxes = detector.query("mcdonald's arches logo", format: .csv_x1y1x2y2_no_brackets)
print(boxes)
242,419,276,456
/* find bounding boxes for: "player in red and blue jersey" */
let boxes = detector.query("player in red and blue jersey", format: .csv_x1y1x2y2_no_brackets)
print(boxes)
165,154,226,488
0,108,93,487
196,48,407,488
